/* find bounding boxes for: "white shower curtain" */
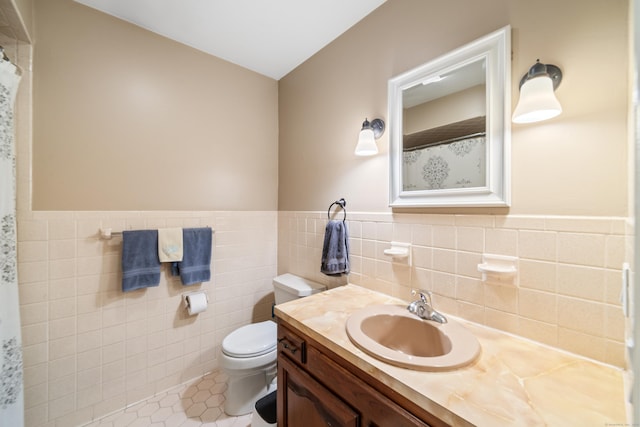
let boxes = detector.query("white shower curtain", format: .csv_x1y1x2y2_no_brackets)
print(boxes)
0,57,23,427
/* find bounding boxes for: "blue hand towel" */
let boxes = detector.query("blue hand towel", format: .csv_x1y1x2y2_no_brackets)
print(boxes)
121,230,161,292
321,220,350,276
171,227,212,286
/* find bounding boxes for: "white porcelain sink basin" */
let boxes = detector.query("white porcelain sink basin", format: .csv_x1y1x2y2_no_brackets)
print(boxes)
346,304,480,371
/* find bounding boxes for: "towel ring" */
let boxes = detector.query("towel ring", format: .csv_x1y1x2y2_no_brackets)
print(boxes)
327,198,347,221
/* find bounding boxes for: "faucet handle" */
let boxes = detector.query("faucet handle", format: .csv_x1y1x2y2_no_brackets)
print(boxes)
411,289,433,306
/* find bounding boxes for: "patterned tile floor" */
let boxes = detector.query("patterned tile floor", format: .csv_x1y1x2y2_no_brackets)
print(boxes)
86,371,252,427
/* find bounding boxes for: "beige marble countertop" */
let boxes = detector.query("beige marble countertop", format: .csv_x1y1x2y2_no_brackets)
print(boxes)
274,284,627,426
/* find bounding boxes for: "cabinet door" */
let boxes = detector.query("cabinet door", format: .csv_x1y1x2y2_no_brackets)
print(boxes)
309,347,432,427
278,354,359,427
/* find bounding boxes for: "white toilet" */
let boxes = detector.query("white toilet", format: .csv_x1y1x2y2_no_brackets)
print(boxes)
220,273,326,417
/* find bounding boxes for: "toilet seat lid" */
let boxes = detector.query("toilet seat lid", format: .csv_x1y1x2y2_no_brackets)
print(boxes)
222,320,277,358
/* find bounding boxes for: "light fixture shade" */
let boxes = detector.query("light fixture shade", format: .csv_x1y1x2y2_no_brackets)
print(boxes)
355,128,378,156
512,61,563,124
512,76,562,123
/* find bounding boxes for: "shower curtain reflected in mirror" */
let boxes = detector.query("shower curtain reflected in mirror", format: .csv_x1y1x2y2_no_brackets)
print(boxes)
0,57,23,427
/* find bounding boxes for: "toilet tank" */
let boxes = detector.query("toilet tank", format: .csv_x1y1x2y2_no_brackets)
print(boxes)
273,273,326,305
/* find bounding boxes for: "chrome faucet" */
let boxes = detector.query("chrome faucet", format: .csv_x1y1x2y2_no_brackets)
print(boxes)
407,290,447,324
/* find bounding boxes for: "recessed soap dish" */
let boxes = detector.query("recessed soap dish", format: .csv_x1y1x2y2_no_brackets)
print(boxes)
478,254,518,286
383,242,411,265
477,264,517,275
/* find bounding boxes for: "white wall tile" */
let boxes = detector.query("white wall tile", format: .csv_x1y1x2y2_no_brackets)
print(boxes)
484,283,518,314
519,230,556,261
17,207,627,426
557,232,606,267
21,302,48,325
19,282,49,305
48,298,75,320
48,375,75,401
518,289,557,323
557,264,605,301
18,220,48,241
22,323,47,347
47,220,76,240
411,224,432,247
456,251,482,278
48,239,75,260
557,296,605,336
278,211,627,368
77,348,101,372
456,227,484,253
485,228,518,255
48,278,76,300
557,328,605,362
24,383,47,409
432,248,456,274
48,356,76,381
519,260,557,292
19,241,48,262
19,261,48,284
47,393,76,420
433,225,456,249
22,343,47,368
18,211,277,425
49,336,76,361
49,317,76,340
605,234,626,269
519,318,557,348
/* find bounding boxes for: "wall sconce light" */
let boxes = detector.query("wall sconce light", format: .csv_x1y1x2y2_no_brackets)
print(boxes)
512,60,563,124
355,118,385,156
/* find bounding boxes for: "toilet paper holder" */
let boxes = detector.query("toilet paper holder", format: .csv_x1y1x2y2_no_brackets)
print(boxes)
182,290,209,312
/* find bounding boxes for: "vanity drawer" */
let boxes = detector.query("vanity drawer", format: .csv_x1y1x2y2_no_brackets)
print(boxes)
278,324,306,364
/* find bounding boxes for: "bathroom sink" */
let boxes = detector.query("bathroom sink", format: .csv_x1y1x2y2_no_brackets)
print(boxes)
346,304,480,371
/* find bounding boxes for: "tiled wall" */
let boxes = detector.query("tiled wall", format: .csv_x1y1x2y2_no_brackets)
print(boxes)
278,211,628,368
17,211,277,427
5,26,280,427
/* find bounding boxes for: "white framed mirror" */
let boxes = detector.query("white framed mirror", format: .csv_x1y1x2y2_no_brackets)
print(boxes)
389,26,511,208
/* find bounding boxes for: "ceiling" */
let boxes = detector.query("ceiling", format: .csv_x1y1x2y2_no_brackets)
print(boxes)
0,0,30,43
74,0,387,80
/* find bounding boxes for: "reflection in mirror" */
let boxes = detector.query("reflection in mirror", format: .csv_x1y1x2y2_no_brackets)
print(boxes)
402,59,486,191
389,26,510,207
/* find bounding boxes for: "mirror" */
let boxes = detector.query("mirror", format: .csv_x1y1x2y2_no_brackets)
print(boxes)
389,26,511,207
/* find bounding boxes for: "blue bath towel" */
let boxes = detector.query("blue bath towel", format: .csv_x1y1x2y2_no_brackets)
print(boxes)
121,230,161,292
321,220,350,276
171,227,212,285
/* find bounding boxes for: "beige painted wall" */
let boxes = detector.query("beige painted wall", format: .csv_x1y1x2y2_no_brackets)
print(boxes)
278,0,629,216
33,0,279,211
17,5,280,425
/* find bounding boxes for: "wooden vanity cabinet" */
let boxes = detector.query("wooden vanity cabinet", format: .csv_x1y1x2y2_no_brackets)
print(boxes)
277,321,450,427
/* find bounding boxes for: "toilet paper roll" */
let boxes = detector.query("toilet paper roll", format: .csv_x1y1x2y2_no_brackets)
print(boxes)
185,292,207,315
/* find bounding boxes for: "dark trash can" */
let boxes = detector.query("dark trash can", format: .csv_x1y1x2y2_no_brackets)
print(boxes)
254,390,277,425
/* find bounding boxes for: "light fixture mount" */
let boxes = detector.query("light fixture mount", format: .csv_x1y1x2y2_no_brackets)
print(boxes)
518,59,562,90
362,118,385,139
